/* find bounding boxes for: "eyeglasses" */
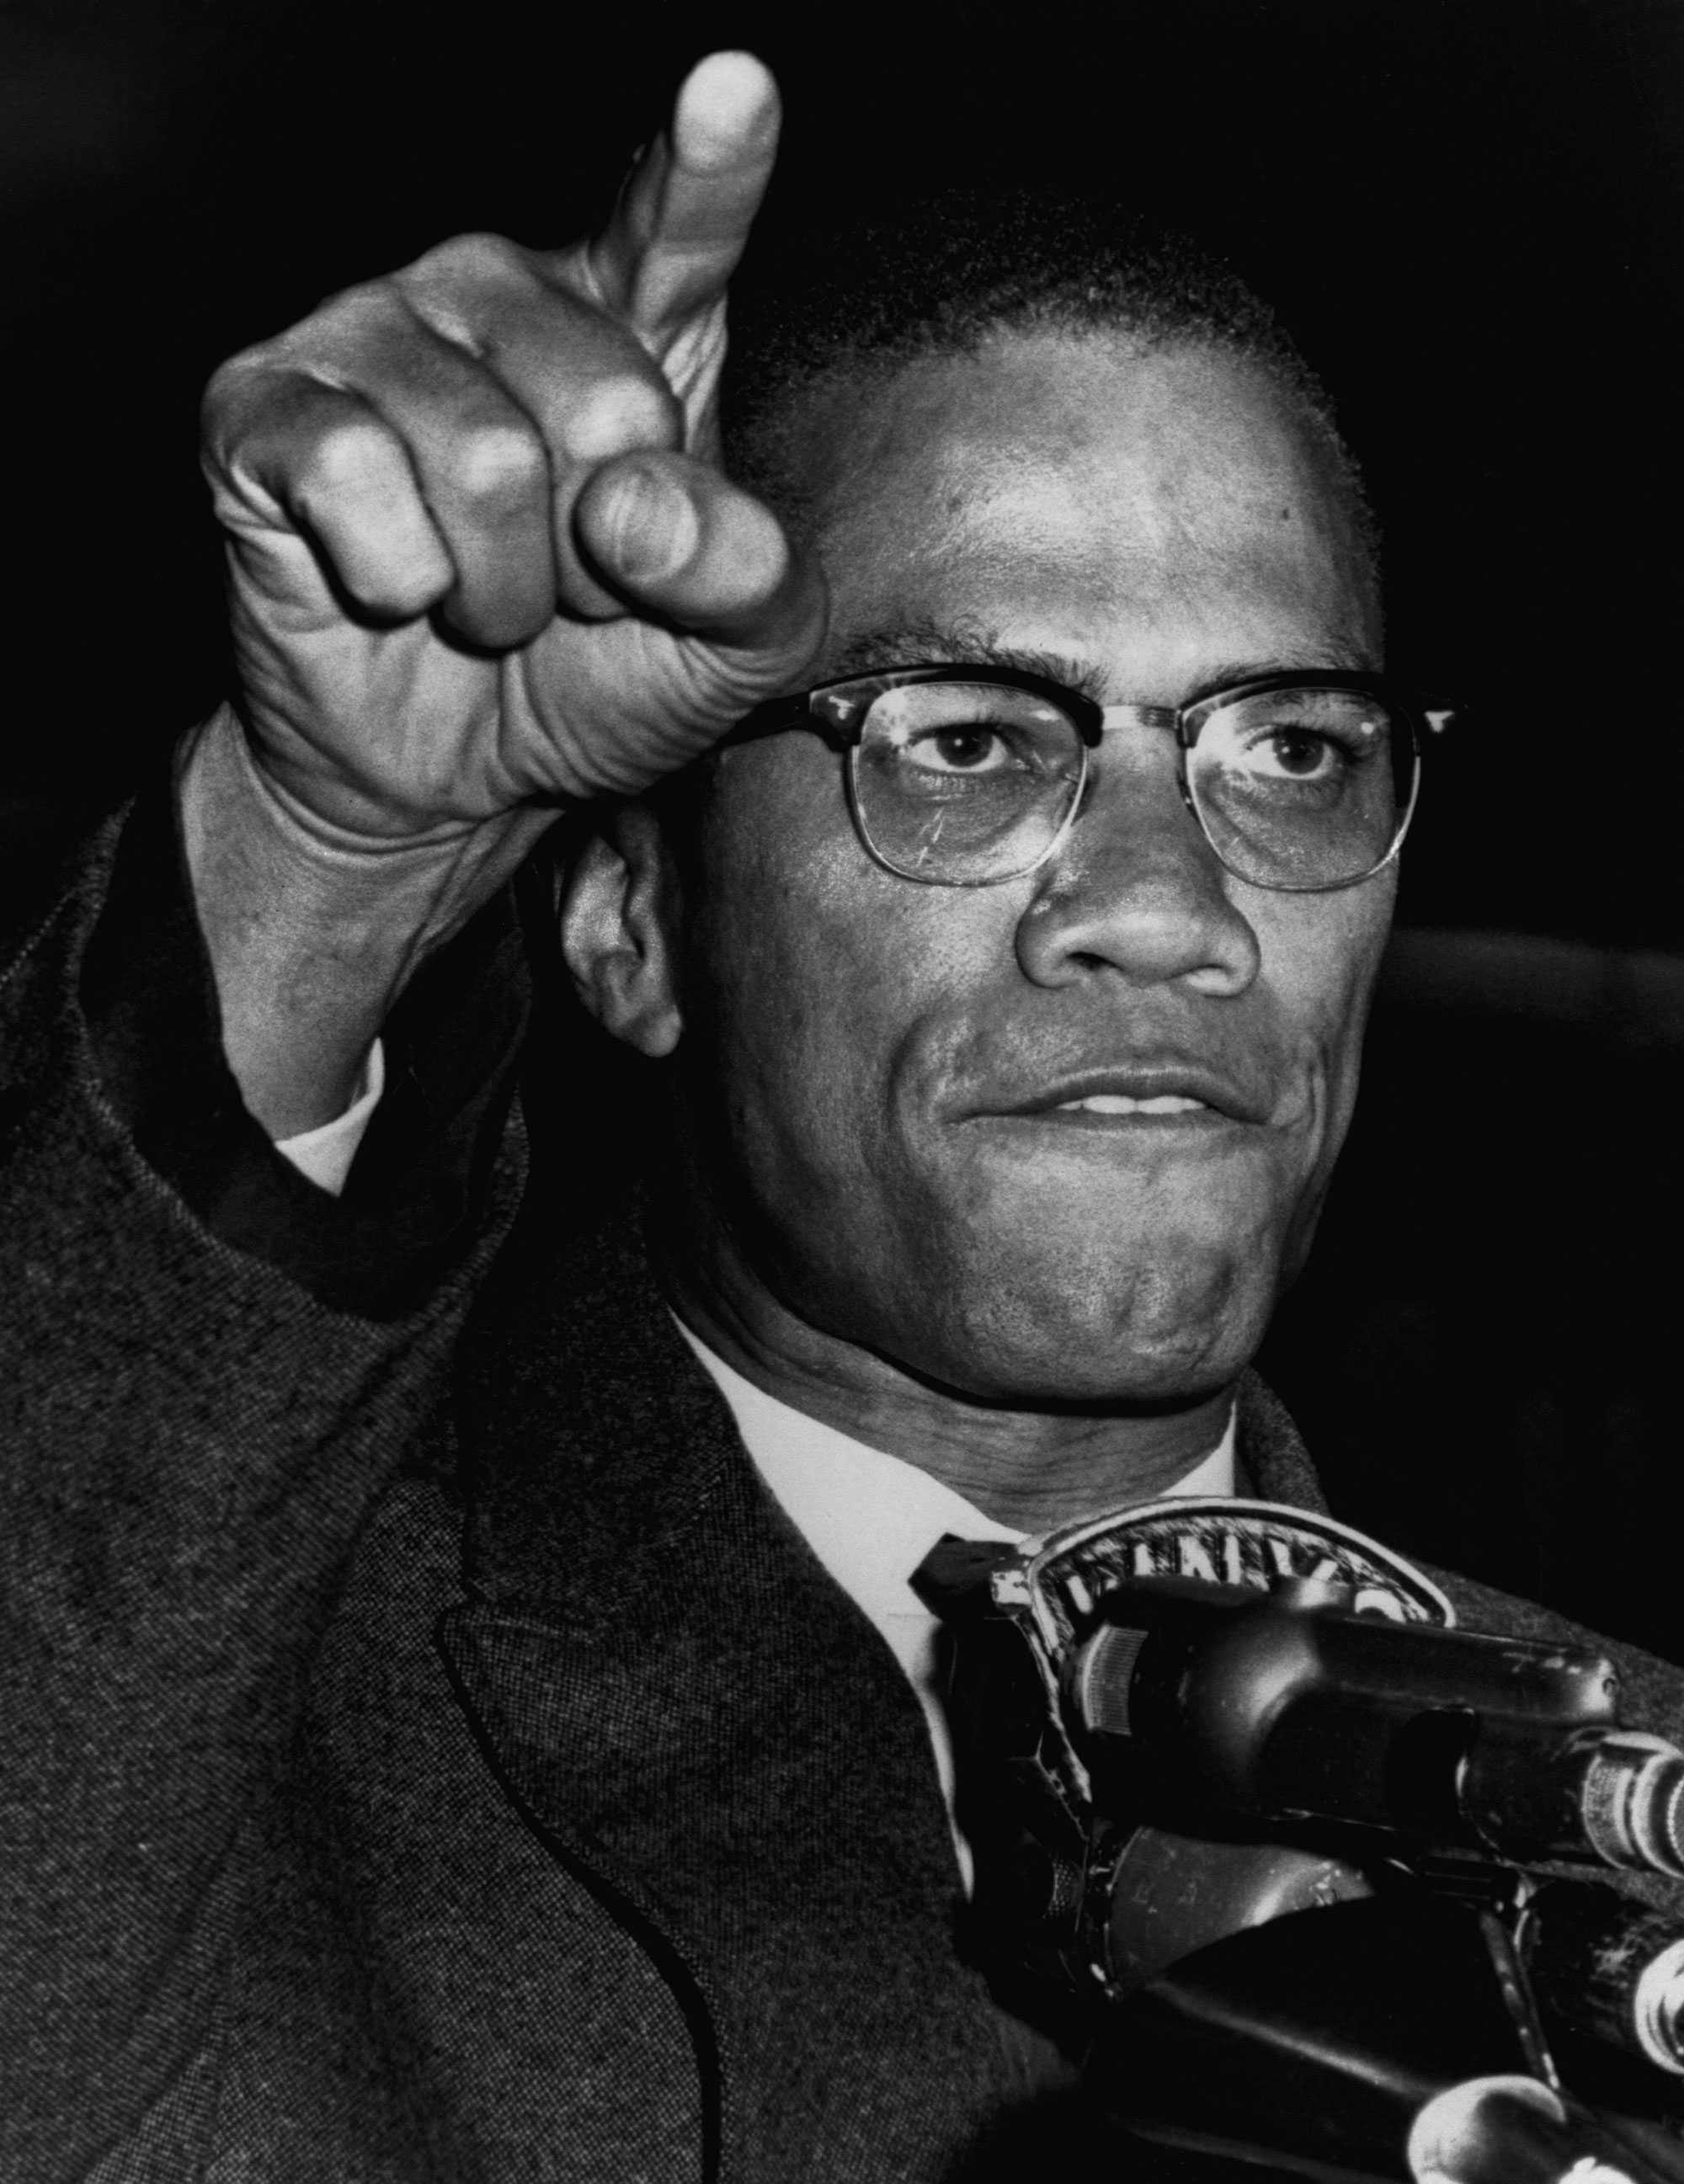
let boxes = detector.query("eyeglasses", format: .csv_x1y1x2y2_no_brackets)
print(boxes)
728,663,1444,892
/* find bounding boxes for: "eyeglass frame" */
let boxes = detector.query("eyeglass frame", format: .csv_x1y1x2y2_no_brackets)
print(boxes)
723,663,1447,894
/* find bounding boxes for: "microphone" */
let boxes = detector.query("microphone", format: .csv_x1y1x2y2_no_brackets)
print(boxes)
1067,1574,1684,1878
1520,1881,1684,2075
925,1515,1684,2171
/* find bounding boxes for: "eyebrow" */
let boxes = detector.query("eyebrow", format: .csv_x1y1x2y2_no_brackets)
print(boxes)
824,622,1379,706
1193,646,1380,691
823,621,1111,704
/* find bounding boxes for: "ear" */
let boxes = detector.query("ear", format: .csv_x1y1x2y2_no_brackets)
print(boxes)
557,803,684,1058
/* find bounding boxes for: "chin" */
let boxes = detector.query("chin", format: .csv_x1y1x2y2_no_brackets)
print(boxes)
912,1244,1279,1410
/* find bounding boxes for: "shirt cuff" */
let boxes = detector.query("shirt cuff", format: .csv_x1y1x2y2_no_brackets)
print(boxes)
274,1039,386,1196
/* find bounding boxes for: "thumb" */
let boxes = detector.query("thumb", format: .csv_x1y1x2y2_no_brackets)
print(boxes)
574,450,823,663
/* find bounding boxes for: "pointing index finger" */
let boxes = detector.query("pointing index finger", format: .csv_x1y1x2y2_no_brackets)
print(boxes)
589,51,781,348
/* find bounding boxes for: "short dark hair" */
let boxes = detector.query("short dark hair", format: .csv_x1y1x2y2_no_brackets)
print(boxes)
720,184,1379,583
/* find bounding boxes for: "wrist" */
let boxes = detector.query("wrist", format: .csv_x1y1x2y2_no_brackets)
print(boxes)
179,706,550,1136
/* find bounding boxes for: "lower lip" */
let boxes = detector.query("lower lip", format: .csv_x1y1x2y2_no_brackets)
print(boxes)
979,1105,1247,1135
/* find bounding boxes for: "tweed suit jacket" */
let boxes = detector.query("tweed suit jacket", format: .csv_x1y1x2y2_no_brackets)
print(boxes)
6,800,1684,2183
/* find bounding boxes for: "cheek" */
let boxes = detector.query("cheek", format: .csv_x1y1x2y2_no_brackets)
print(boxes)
681,753,930,1171
685,759,1036,1245
1259,882,1393,1153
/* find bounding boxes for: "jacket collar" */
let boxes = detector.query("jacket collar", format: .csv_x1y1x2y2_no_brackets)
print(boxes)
1235,1372,1332,1513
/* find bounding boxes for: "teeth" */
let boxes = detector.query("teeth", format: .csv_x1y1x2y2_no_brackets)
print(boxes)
1056,1094,1206,1115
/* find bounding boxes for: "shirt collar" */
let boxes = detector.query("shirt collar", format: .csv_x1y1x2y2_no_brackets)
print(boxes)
673,1316,1237,1630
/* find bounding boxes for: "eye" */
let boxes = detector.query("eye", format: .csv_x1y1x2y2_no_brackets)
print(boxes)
1202,689,1391,798
862,681,1084,793
1249,726,1346,780
900,721,1027,775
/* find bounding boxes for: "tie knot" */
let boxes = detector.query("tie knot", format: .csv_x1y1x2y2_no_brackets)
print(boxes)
910,1533,1018,1620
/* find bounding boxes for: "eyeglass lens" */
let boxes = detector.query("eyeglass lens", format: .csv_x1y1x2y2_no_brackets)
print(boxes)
849,679,1414,889
1186,685,1415,891
850,680,1086,885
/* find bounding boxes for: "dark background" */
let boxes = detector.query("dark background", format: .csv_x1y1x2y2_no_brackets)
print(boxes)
3,0,1681,1652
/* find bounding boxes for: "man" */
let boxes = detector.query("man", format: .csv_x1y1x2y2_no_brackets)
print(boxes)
3,48,1681,2184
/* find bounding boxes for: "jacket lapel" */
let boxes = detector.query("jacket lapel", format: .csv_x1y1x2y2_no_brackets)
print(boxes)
438,1199,1009,2181
1235,1372,1332,1510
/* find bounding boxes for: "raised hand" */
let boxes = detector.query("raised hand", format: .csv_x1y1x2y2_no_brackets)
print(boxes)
184,52,823,1135
200,49,822,844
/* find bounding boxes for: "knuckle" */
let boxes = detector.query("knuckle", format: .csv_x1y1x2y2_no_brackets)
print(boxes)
297,417,392,500
199,368,241,448
624,373,685,439
200,349,274,436
564,373,682,460
279,277,403,355
448,421,549,508
402,230,525,290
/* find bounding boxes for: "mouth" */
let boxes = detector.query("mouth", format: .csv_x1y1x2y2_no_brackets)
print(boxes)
1052,1091,1209,1118
983,1063,1274,1130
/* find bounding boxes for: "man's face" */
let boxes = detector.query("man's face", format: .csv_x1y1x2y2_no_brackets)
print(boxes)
663,331,1389,1408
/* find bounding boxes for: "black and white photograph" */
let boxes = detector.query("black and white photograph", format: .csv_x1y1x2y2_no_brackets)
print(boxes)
3,2,1681,2176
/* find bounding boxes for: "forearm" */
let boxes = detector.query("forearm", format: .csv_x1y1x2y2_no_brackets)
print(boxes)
0,798,530,2165
179,703,552,1137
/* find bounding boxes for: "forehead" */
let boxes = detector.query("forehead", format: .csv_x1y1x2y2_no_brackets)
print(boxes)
800,330,1379,695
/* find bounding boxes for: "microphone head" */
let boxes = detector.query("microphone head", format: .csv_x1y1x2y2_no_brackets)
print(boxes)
1578,1734,1684,1879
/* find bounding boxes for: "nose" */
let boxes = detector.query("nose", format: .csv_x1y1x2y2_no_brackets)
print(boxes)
1013,738,1260,996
